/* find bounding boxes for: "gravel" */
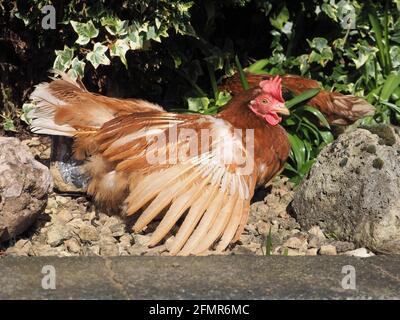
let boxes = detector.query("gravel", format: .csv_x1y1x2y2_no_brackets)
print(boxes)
0,138,369,258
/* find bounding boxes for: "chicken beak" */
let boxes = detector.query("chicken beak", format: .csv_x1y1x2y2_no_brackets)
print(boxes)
272,103,290,116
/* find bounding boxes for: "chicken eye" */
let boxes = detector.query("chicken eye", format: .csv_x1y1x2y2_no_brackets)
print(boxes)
261,99,269,104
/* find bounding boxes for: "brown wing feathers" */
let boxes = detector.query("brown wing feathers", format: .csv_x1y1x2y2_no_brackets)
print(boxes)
29,73,287,255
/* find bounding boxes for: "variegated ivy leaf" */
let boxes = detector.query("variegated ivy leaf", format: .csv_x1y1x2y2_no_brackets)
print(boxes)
20,103,34,125
110,39,130,68
307,38,333,66
101,17,128,36
320,3,338,21
351,44,378,69
70,20,99,45
187,97,210,112
390,46,400,69
297,54,310,75
53,46,75,72
269,6,289,30
86,43,110,69
127,30,144,50
146,25,161,42
67,57,86,79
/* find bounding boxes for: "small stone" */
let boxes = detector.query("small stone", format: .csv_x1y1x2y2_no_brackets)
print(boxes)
119,234,133,245
99,242,119,256
46,225,72,247
255,221,271,235
165,236,175,252
319,244,337,255
78,225,99,242
308,234,321,248
128,245,147,255
330,241,355,253
244,223,257,235
146,244,167,255
41,147,51,159
134,234,150,246
64,238,81,253
283,236,307,250
57,209,73,223
308,226,326,240
82,211,96,221
286,248,306,256
343,248,375,258
55,196,69,205
88,245,100,256
6,239,32,256
306,248,318,256
47,198,58,210
25,137,41,147
109,223,126,237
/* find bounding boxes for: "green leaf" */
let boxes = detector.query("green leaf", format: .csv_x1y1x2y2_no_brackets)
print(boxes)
86,43,111,69
320,131,334,144
67,57,85,79
300,105,331,129
215,91,232,107
321,3,338,21
2,117,16,132
246,59,269,74
53,46,74,72
234,55,249,90
101,17,128,36
187,97,210,112
270,6,289,30
285,89,320,109
110,38,130,68
70,20,99,45
351,44,378,69
287,133,306,172
368,8,388,73
20,103,34,125
381,73,400,101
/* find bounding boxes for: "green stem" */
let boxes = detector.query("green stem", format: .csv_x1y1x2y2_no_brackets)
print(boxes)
234,55,250,90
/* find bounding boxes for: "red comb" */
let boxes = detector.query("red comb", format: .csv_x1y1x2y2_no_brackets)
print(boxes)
259,76,284,103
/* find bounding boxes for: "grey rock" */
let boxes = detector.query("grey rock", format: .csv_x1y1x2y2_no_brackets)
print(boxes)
0,138,52,242
293,126,400,254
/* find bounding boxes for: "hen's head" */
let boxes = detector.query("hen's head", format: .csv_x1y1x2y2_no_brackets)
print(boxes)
249,76,289,126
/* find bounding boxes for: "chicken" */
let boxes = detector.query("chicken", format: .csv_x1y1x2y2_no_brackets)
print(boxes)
29,72,290,255
219,73,375,125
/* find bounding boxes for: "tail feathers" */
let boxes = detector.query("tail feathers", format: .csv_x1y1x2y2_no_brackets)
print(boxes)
30,71,95,136
311,91,375,125
29,71,164,137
